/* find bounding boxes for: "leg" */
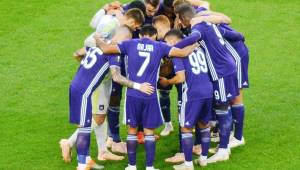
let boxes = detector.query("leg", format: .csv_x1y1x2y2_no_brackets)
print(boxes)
126,127,138,170
144,128,156,170
159,90,174,136
229,89,246,148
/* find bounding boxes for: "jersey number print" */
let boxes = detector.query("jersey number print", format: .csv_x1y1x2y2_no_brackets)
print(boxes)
188,49,208,75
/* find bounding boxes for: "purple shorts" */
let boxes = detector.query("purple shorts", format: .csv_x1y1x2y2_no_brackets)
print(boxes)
213,73,239,104
125,96,164,129
241,53,249,88
180,98,212,128
69,85,92,127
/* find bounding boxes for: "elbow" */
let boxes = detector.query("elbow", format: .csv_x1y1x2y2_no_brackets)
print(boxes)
225,17,232,24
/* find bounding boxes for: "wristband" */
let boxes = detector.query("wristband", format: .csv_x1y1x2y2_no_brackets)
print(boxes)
133,83,141,90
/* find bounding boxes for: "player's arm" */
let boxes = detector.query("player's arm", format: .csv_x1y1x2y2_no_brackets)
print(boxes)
194,11,232,25
187,0,210,9
160,71,185,87
90,9,106,29
168,31,202,57
169,44,199,57
90,1,122,28
73,47,86,62
110,66,154,95
94,34,120,54
219,26,245,41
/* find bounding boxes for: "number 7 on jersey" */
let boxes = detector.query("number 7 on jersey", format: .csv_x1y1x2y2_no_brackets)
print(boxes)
137,51,150,77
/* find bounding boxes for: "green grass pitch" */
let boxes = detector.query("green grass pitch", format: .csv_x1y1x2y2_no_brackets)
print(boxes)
0,0,300,169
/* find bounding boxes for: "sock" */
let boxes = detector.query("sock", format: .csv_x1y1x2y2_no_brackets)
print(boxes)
107,106,121,142
216,109,232,148
93,119,107,153
127,134,137,166
178,126,183,152
181,133,193,162
76,127,91,167
194,126,201,145
232,104,245,140
160,90,171,122
68,129,78,147
144,135,156,167
200,127,210,156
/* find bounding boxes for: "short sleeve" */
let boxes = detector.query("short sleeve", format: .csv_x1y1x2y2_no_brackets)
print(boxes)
191,23,204,39
108,55,122,68
117,40,131,55
159,42,172,57
172,58,185,73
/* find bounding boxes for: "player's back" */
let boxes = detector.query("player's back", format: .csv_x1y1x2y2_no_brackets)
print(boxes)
71,47,111,91
192,22,236,81
173,46,213,100
119,38,171,98
218,24,249,57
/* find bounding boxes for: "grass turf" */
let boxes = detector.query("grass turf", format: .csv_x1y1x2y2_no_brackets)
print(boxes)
0,0,300,169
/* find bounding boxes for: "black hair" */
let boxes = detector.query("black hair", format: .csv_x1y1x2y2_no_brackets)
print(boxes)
139,24,158,37
163,0,174,8
145,0,160,8
128,0,146,16
164,29,184,39
175,4,195,19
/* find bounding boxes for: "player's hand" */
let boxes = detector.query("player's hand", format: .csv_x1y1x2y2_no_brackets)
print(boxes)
159,77,169,87
138,83,155,95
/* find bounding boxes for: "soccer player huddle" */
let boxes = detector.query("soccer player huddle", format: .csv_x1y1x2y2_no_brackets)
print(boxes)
59,0,250,169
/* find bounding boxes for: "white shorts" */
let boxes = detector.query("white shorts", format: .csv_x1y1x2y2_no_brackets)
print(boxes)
92,74,112,115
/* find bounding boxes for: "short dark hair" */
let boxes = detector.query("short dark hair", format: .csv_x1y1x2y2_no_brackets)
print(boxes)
125,8,145,25
175,4,195,19
164,29,184,39
140,24,158,37
145,0,160,8
128,0,146,16
163,0,174,8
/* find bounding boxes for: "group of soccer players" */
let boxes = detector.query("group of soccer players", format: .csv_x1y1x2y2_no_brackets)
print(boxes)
59,0,249,170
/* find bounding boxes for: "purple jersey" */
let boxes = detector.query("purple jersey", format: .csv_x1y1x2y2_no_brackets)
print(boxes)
118,38,172,98
173,46,213,101
192,22,236,81
218,24,248,57
71,47,121,90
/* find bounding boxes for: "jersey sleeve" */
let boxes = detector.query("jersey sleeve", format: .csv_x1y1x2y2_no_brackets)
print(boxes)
172,58,185,73
159,42,172,58
108,55,122,68
191,23,204,39
90,9,106,29
219,25,245,41
117,40,131,55
175,31,201,48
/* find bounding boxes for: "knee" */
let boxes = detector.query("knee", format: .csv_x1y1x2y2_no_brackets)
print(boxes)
93,115,106,125
180,127,192,133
